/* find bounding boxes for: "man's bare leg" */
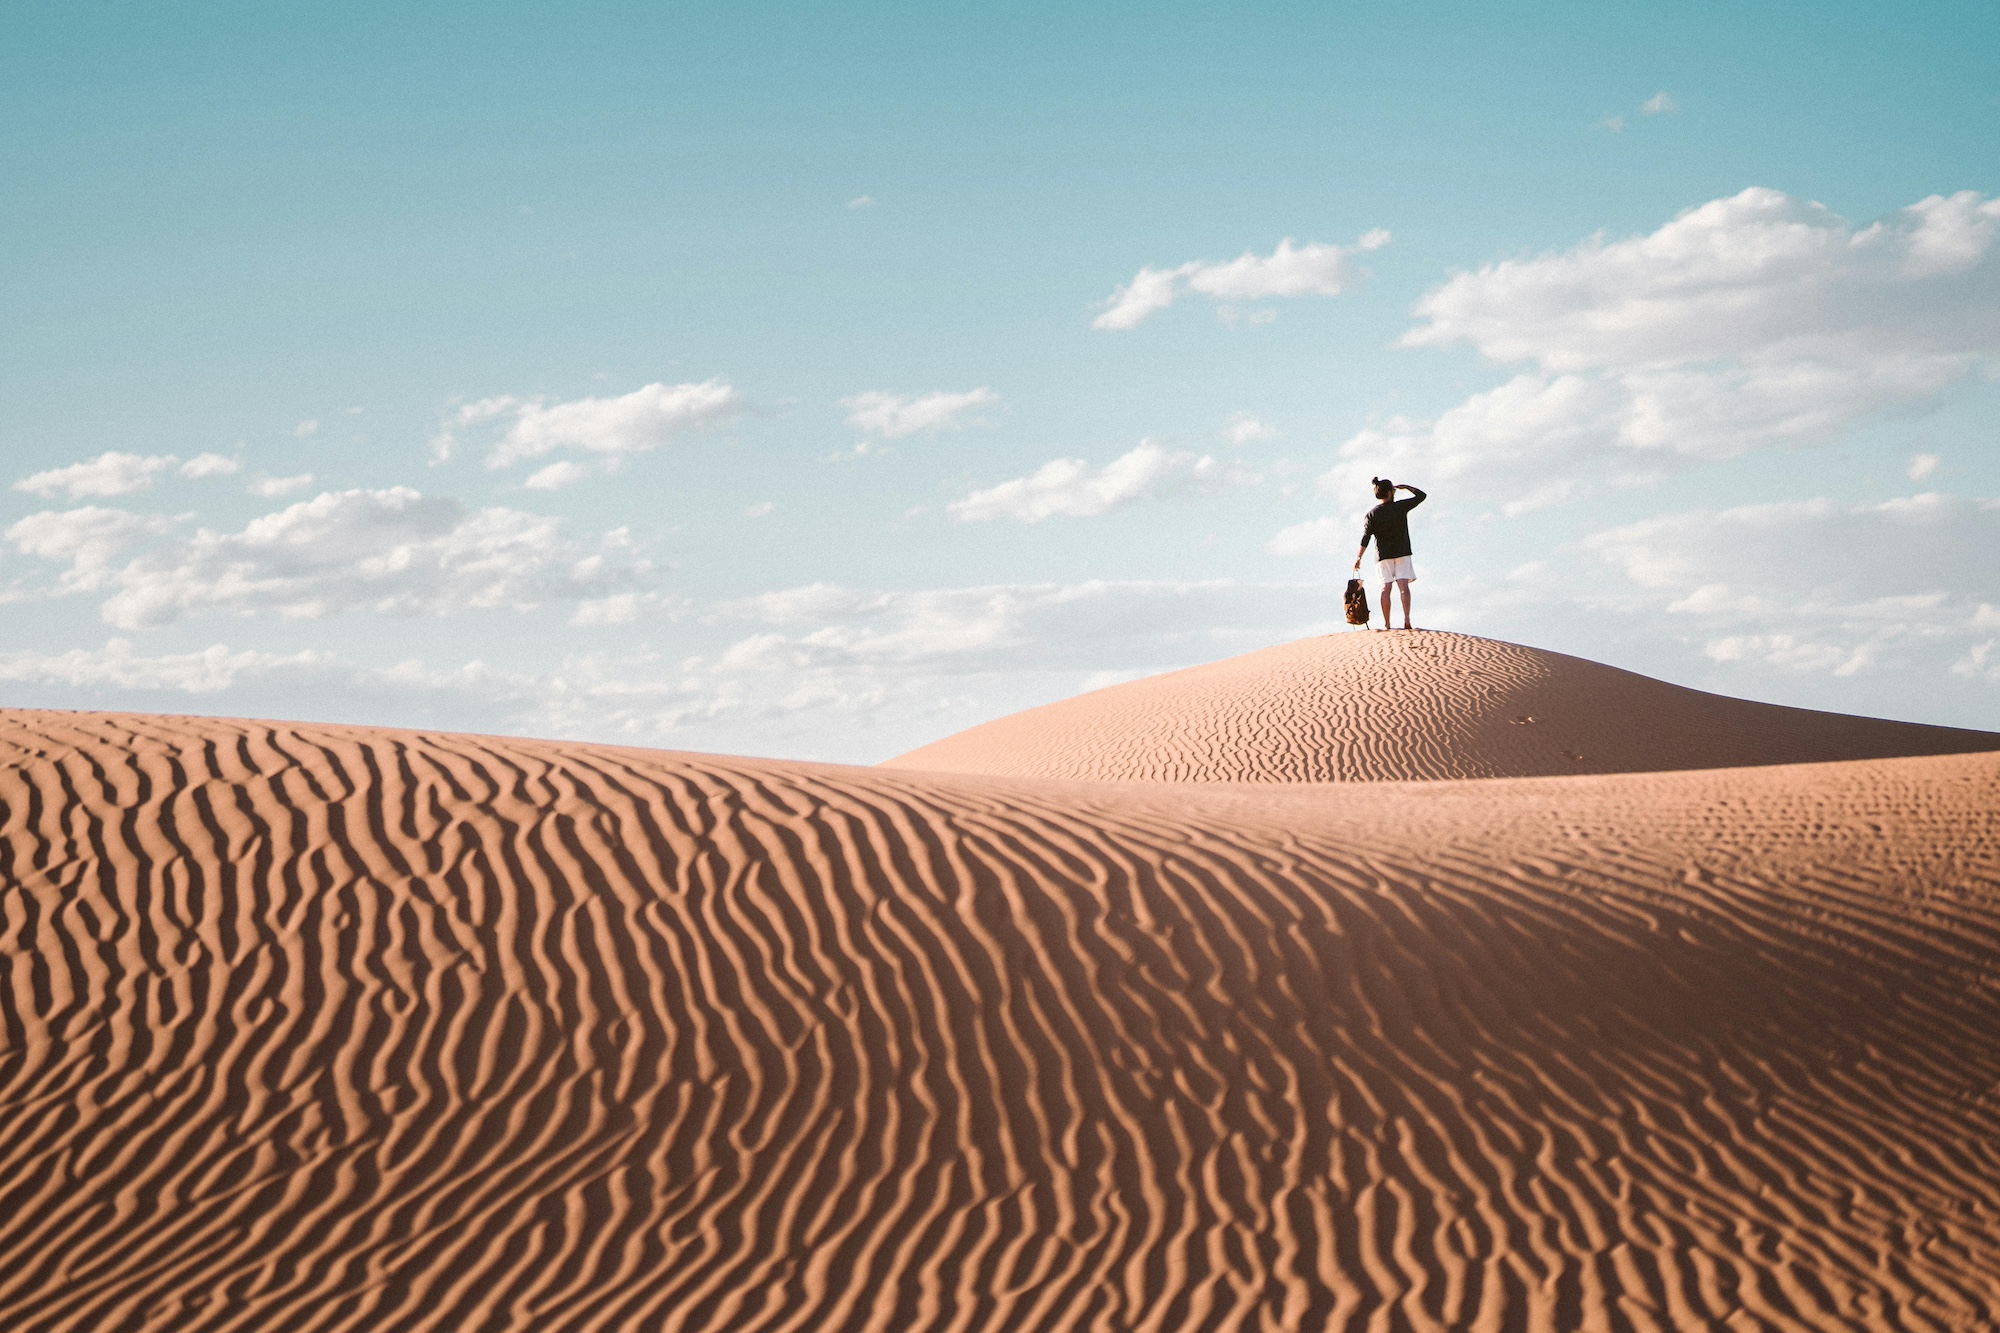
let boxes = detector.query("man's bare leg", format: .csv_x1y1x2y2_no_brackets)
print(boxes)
1397,579,1414,630
1378,582,1393,629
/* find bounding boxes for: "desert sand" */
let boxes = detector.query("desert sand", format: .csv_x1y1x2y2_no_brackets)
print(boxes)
888,632,2000,782
2,633,1998,1330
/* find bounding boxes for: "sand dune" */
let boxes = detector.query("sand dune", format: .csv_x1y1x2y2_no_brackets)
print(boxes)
3,694,1998,1329
887,631,2000,782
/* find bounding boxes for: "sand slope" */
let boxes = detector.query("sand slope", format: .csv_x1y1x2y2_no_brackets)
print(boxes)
887,632,2000,782
3,707,1998,1330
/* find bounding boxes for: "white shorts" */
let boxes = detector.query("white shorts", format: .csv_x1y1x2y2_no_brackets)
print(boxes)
1377,555,1416,584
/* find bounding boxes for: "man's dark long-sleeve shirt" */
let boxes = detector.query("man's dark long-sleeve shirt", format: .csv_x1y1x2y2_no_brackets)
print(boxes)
1359,487,1426,560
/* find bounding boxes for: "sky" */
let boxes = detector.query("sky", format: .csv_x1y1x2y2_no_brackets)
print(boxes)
3,0,1997,762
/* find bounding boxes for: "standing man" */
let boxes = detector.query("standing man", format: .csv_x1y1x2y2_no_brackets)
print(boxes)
1353,477,1426,631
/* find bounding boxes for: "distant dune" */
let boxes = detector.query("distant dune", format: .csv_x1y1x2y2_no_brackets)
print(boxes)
887,631,2000,782
4,674,1999,1327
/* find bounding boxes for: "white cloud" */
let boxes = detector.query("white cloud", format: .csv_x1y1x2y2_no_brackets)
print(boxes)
574,577,1328,751
14,451,241,500
744,501,774,518
948,440,1253,522
249,474,316,498
1597,115,1626,133
1572,491,2000,680
1908,452,1941,480
710,578,1330,677
6,488,655,630
295,419,320,438
1224,413,1275,447
570,591,688,626
1581,492,1987,591
0,638,330,693
430,395,517,462
179,454,240,479
5,507,176,592
1092,265,1186,332
1186,233,1392,300
0,578,1338,764
839,388,999,439
1093,230,1391,330
504,578,1336,759
847,195,876,210
523,460,595,491
1329,189,2000,510
1265,516,1350,558
1701,633,1881,676
15,452,181,499
1401,189,2000,369
828,440,891,461
1642,92,1678,115
1951,639,1997,683
432,379,742,466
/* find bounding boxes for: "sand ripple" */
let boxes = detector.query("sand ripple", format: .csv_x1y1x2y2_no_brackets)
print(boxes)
3,708,1998,1329
887,632,2000,782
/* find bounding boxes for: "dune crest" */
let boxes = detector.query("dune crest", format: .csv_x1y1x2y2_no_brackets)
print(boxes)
3,707,1999,1329
886,631,2000,783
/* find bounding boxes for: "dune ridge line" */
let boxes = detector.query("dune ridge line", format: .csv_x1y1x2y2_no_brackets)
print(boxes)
885,631,2000,783
2,687,1998,1328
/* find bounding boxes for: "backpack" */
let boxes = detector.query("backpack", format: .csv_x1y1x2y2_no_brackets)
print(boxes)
1344,577,1370,626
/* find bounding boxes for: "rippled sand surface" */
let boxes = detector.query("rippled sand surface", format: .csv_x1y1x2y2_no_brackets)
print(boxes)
888,632,2000,782
3,640,1999,1330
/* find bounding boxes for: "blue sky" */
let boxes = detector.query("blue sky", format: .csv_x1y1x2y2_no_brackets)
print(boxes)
4,1,1997,759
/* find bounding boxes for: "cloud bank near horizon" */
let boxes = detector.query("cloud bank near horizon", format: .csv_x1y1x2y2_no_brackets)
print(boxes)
4,488,652,630
5,188,1997,760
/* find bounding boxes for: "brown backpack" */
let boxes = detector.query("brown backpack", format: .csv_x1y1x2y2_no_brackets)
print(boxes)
1344,577,1370,626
